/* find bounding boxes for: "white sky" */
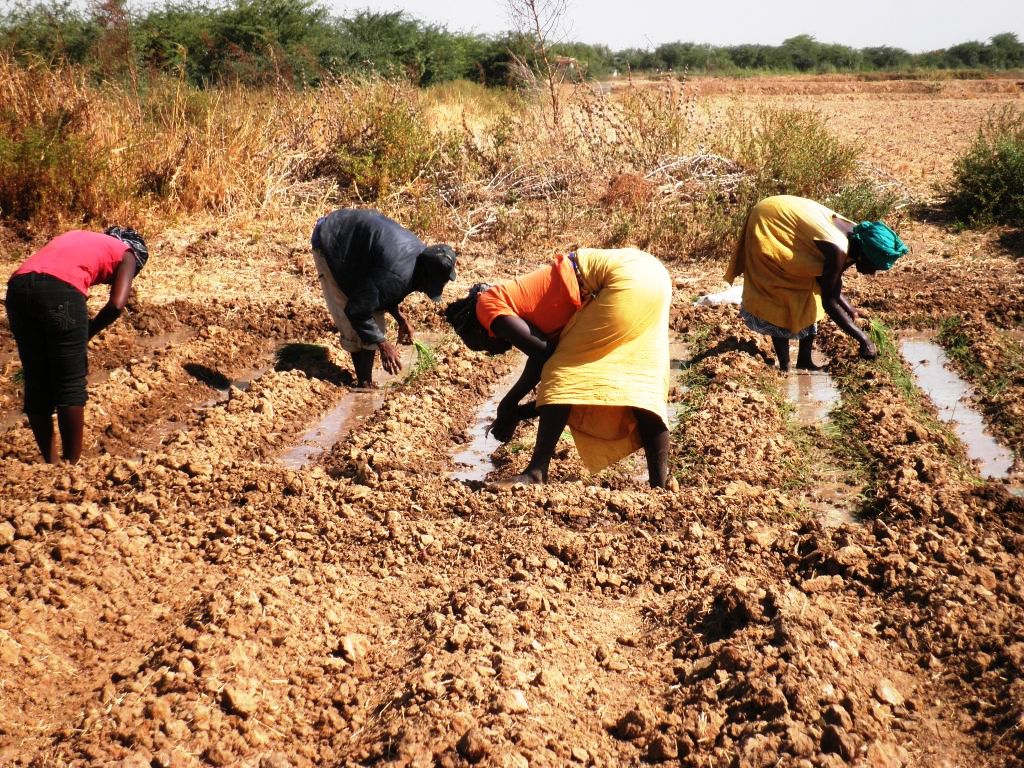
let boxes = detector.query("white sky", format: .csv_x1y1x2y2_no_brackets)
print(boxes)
329,0,1023,53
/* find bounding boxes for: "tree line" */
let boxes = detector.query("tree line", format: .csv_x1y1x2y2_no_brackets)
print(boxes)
2,0,1022,87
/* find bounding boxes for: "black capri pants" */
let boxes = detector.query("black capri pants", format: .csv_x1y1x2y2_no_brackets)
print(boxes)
5,272,89,414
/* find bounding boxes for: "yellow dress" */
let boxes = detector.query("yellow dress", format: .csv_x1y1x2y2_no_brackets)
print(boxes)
725,196,849,334
537,248,671,474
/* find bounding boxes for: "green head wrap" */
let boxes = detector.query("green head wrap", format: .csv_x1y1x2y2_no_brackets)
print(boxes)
849,221,908,271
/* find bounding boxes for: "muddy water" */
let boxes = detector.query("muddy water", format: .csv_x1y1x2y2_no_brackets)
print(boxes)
450,361,527,483
670,338,691,371
783,371,858,526
279,391,386,470
786,371,841,425
900,335,1016,479
278,337,443,470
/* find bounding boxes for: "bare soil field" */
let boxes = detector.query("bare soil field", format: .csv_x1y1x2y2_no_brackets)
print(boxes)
2,75,1024,767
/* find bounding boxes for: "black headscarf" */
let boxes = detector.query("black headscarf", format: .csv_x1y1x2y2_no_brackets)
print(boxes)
104,227,149,272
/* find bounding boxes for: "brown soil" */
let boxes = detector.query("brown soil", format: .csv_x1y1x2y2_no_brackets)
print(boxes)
2,76,1024,768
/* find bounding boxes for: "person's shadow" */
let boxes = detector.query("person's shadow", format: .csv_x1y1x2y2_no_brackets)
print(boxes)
183,363,230,390
997,229,1024,259
183,343,352,391
275,343,352,385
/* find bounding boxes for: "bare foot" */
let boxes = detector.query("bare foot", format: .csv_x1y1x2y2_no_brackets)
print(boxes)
353,380,379,390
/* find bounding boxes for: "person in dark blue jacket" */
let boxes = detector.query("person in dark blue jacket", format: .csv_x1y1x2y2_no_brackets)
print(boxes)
311,209,457,388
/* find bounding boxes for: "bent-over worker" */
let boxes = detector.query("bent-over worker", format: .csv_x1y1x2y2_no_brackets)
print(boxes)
311,209,457,388
450,248,672,488
725,195,907,371
5,227,149,463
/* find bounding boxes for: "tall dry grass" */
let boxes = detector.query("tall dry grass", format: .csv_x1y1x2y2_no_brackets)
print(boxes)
0,57,900,261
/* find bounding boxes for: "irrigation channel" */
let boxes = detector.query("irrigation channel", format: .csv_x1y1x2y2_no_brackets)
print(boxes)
278,335,442,469
900,333,1020,489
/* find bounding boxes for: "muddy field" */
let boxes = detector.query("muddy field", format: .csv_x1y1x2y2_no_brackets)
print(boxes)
2,76,1024,767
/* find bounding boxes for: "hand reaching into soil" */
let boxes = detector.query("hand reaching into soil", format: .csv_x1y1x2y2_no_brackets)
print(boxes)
859,339,878,360
488,401,538,443
378,340,403,374
397,320,414,345
488,415,518,443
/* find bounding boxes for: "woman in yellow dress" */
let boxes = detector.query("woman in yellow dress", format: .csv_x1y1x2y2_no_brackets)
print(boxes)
725,195,908,371
449,248,672,488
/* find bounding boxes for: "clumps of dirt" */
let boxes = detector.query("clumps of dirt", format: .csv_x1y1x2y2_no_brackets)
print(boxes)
807,333,1024,766
323,339,514,482
5,227,1024,767
669,322,819,518
660,571,924,766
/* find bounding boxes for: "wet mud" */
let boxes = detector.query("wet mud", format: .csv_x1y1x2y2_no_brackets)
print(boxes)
450,360,526,483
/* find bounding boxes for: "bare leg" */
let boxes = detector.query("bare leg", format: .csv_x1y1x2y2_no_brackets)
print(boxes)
772,337,791,372
27,413,57,463
633,408,669,488
56,405,84,463
795,334,825,371
351,350,376,389
501,404,571,485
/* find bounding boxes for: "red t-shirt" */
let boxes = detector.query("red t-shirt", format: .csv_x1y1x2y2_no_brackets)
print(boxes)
13,231,130,296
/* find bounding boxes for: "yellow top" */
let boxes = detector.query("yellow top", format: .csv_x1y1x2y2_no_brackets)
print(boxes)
725,195,849,333
537,248,671,474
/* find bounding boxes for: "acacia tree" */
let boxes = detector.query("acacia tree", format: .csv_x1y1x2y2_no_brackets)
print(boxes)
505,0,566,127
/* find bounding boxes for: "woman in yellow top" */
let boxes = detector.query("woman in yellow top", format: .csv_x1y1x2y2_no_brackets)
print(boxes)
449,248,672,488
724,195,908,371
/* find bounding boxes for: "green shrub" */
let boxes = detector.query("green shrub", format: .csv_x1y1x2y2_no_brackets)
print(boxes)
315,80,450,198
0,111,110,222
824,179,901,223
947,105,1024,227
726,107,860,201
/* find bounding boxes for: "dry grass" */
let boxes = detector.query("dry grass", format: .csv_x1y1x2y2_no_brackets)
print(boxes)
2,59,975,267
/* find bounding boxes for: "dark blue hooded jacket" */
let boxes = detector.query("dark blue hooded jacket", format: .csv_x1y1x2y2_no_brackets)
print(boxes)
312,209,425,346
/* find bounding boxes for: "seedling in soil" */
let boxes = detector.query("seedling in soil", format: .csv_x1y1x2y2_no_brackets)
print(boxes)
869,319,919,405
409,339,437,380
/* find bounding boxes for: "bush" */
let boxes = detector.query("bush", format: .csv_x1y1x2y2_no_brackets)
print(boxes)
0,56,120,223
727,107,860,201
0,122,109,222
947,105,1024,227
308,79,453,199
824,180,902,223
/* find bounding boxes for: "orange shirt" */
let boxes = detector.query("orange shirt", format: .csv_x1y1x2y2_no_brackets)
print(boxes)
476,254,582,337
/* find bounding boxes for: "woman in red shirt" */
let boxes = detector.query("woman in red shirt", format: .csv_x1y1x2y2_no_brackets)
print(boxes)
5,227,148,463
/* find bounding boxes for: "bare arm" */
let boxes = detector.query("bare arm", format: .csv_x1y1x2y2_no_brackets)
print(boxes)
816,242,876,359
490,315,554,360
388,305,414,345
487,314,554,440
88,254,136,339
